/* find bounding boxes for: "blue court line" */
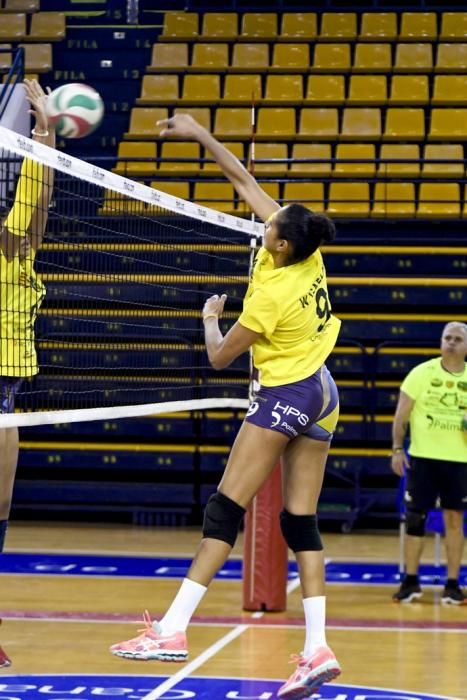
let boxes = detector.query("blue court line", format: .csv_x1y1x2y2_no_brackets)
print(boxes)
0,553,465,585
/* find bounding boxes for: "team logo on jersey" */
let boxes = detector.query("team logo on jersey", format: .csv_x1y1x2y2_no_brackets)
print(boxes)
431,378,443,387
457,381,467,391
445,380,455,388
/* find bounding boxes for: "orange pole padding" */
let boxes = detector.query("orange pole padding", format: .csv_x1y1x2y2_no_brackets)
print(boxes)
242,464,288,611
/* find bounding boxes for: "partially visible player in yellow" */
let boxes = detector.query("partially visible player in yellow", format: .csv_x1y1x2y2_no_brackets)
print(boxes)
0,79,55,563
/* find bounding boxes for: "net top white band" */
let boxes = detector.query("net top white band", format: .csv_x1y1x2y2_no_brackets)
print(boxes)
0,125,264,237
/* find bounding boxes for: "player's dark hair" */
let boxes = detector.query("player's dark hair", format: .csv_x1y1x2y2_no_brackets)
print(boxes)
276,203,336,264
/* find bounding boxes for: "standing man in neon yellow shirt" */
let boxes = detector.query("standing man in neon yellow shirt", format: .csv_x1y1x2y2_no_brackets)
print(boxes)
0,79,55,561
391,322,467,604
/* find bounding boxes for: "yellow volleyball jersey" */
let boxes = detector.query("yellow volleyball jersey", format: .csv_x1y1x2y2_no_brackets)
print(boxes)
401,357,467,463
0,248,46,377
238,246,341,386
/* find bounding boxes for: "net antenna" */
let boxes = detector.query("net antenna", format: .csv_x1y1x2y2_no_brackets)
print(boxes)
0,125,264,428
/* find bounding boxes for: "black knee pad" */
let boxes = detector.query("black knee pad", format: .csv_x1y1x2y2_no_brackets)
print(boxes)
280,509,323,552
405,509,427,537
202,491,246,547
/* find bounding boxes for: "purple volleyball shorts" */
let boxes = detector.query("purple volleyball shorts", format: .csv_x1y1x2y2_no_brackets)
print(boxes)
245,365,339,441
0,377,23,414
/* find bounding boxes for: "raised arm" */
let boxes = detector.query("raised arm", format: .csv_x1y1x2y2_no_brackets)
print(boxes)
158,114,280,222
391,390,414,476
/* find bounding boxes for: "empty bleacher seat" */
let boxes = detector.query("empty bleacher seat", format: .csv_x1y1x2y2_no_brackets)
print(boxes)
341,108,382,141
440,13,467,41
159,142,201,174
0,44,12,72
436,43,467,72
372,183,416,218
150,181,190,200
126,108,168,139
394,43,433,72
422,145,464,178
240,13,277,40
290,144,332,176
347,76,387,105
320,13,357,41
283,182,325,212
0,13,26,40
174,107,211,131
239,182,279,215
264,75,303,103
399,13,437,41
181,74,220,104
359,13,397,41
149,43,188,71
194,182,237,213
160,12,199,40
428,109,467,141
28,12,65,41
389,75,429,105
214,108,252,138
223,74,262,103
231,43,269,71
256,108,296,139
432,76,467,105
280,13,317,41
18,43,52,72
299,108,338,141
249,143,287,176
418,183,461,218
378,144,420,177
271,43,310,72
334,144,376,178
203,142,244,172
327,183,370,217
191,43,229,71
384,108,425,141
114,142,157,176
353,43,392,73
139,75,179,104
313,44,351,72
200,13,238,40
305,75,345,105
4,0,38,10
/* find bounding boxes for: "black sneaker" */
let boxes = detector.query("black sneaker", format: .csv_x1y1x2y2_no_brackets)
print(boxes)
392,582,423,603
441,584,466,605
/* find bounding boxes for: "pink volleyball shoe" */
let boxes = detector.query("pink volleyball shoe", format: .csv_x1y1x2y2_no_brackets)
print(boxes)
278,645,341,699
110,610,188,661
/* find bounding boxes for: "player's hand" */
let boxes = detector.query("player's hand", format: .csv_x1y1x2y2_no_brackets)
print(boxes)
391,451,408,477
157,114,204,140
24,79,52,132
203,294,227,321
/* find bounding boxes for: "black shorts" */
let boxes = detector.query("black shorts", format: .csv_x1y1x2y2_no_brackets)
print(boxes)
405,456,467,512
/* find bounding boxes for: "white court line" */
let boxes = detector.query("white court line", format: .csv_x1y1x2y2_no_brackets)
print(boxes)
140,624,249,700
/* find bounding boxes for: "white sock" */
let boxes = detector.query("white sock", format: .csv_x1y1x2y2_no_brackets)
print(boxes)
302,596,327,656
157,578,207,635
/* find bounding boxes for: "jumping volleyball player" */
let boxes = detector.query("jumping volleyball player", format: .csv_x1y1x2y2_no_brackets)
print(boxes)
111,113,342,698
0,80,55,668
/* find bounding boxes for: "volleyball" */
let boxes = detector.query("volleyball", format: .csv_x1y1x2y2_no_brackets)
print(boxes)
45,83,104,138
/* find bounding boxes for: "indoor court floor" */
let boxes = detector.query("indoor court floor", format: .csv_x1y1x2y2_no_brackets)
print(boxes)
0,522,465,700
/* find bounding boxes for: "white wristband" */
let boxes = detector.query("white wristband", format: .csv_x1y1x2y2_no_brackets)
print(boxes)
31,128,49,137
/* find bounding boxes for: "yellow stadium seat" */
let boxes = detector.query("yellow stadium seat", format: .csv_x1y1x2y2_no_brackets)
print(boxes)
394,43,433,72
240,13,278,40
359,13,397,41
181,74,220,104
174,107,211,131
100,191,145,216
161,12,199,40
290,144,332,177
353,43,392,73
249,143,288,175
194,182,237,213
159,142,201,175
264,75,303,103
231,43,269,71
418,183,461,218
18,43,52,72
139,75,179,104
283,182,325,212
340,108,382,141
0,13,26,40
378,144,420,177
238,182,279,215
372,183,416,218
149,43,188,71
256,108,296,139
347,76,387,105
432,76,467,105
29,12,65,41
313,44,351,72
327,183,370,217
203,142,244,172
305,75,345,105
320,13,357,41
0,44,12,72
201,13,238,40
440,13,467,41
149,181,190,210
389,75,429,105
280,13,317,41
114,142,157,176
191,43,229,71
436,44,467,72
399,13,438,41
422,144,464,178
334,144,376,178
384,108,425,141
214,108,252,138
4,0,38,10
126,108,168,139
429,109,467,141
271,44,310,72
299,108,338,141
223,74,262,103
